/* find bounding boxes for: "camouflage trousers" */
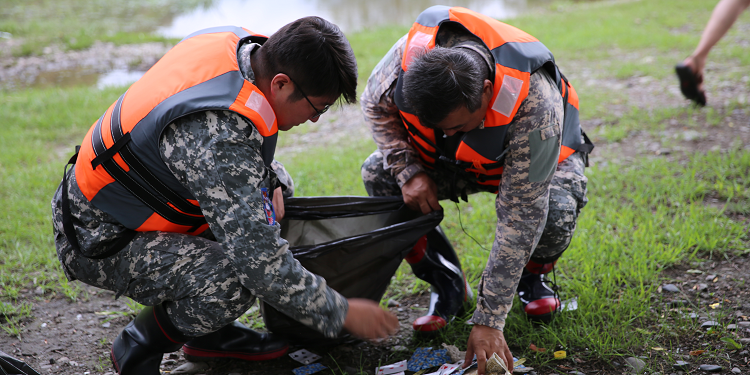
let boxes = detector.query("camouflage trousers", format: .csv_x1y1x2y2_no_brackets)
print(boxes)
51,162,294,337
361,151,588,264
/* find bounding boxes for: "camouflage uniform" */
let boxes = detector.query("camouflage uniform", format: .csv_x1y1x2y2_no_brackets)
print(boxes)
361,33,588,331
51,42,348,338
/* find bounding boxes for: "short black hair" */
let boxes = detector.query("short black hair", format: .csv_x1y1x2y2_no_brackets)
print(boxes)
402,46,485,128
258,16,358,104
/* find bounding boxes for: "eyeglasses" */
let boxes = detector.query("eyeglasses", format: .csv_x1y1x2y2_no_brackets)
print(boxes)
283,73,330,119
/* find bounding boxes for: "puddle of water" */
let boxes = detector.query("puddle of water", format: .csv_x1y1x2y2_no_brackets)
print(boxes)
157,0,548,37
96,70,147,90
6,0,559,91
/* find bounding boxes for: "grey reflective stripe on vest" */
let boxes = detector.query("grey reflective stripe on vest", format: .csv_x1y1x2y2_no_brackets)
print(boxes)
561,101,583,151
180,25,251,44
415,5,451,27
490,41,554,73
460,125,511,164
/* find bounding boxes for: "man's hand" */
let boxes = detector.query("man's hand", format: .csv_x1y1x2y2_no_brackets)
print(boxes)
272,187,285,221
343,298,399,340
464,325,514,375
401,172,440,214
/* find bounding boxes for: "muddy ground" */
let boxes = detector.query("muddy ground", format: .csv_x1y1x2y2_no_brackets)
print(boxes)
1,40,749,375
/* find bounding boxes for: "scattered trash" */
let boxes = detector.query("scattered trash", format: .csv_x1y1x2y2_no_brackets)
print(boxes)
686,269,703,274
376,359,407,374
289,349,321,365
435,363,460,375
407,347,452,372
561,298,578,312
529,343,546,352
709,302,720,309
485,353,511,375
442,343,465,362
292,363,327,375
553,351,566,359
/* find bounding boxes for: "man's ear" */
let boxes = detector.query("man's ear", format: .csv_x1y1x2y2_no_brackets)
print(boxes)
482,79,494,105
269,73,292,101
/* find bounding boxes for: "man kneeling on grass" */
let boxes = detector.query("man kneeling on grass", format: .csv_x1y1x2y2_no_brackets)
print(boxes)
51,17,398,375
360,6,593,374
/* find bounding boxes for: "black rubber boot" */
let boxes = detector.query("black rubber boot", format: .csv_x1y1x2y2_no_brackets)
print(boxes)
111,304,190,375
182,320,289,362
517,260,560,323
407,226,472,334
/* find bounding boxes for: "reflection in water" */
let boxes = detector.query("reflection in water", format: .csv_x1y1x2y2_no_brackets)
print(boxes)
97,70,147,90
158,0,550,37
7,0,558,90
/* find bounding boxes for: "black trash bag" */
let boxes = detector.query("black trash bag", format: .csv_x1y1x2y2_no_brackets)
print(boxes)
260,196,442,342
0,351,41,375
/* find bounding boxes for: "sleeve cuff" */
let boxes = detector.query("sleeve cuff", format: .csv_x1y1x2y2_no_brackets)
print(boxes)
468,304,508,332
396,163,426,188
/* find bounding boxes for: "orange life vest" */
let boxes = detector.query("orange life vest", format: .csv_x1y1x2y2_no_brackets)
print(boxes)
394,6,592,188
73,26,278,235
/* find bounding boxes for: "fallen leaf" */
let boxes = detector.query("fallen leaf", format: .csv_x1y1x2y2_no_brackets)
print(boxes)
529,344,547,353
574,358,585,363
712,277,718,283
689,350,706,356
651,347,666,351
686,269,703,274
636,328,651,335
556,365,573,370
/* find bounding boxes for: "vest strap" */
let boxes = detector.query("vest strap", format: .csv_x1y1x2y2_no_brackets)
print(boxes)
91,132,131,170
100,156,206,228
61,148,82,252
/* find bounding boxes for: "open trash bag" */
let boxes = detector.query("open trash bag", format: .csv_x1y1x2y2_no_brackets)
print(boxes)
260,196,442,341
0,351,41,375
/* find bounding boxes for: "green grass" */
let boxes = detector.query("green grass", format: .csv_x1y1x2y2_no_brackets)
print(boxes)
0,0,207,56
1,0,749,371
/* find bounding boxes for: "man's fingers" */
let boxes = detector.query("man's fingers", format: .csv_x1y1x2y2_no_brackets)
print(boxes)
426,192,440,211
418,200,432,214
462,348,475,368
475,350,487,375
